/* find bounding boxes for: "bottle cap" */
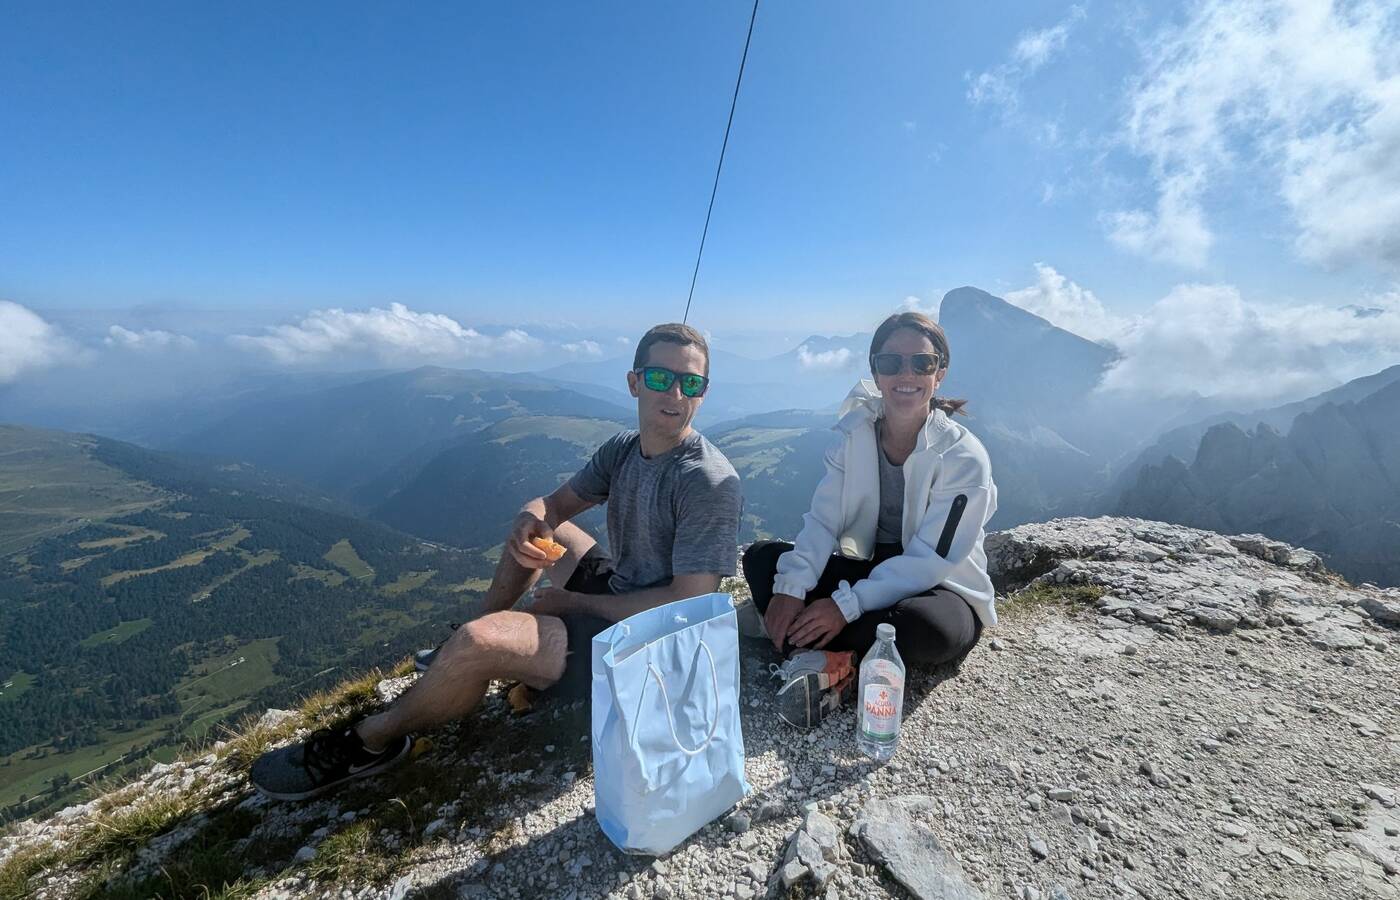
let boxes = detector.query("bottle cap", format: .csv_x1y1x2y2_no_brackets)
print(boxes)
876,623,896,642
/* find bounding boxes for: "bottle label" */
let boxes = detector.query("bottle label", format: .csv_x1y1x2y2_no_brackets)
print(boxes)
861,682,902,740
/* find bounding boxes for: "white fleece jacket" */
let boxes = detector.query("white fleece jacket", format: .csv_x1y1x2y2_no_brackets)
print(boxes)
772,380,999,628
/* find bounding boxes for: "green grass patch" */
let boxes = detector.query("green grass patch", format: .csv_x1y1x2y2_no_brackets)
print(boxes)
0,425,168,558
101,548,214,587
101,526,251,588
444,576,492,593
1001,581,1105,621
349,609,417,648
208,526,251,551
289,563,347,587
324,539,374,581
191,548,279,602
381,570,435,596
487,416,620,448
176,639,281,716
0,670,35,703
2,640,284,809
77,524,164,551
0,718,177,810
59,554,102,571
78,618,153,649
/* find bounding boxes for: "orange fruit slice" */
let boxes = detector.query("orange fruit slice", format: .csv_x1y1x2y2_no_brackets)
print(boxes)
529,536,567,562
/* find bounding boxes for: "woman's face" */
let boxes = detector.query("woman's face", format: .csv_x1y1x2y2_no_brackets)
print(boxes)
872,327,945,421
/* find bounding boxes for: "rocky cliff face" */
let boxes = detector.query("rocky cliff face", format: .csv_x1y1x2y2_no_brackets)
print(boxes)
2,517,1397,900
1119,379,1400,587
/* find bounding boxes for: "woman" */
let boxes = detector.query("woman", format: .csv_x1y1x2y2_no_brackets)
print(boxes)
743,311,997,672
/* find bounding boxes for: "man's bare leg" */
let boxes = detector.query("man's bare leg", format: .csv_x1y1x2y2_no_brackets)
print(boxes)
357,611,569,750
480,521,597,612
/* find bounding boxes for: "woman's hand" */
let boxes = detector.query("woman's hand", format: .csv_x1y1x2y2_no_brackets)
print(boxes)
786,598,845,649
764,593,804,652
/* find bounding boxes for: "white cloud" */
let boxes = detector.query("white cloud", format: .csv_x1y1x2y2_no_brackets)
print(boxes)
967,6,1085,113
1005,264,1128,342
1111,0,1400,270
560,339,604,359
796,345,856,371
1000,265,1400,401
0,301,81,382
900,295,939,319
1099,283,1400,401
105,325,196,351
228,302,540,364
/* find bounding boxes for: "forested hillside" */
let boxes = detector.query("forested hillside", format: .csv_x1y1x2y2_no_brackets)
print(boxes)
0,430,492,821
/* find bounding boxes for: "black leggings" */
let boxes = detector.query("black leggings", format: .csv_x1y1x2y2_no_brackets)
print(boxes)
742,540,982,667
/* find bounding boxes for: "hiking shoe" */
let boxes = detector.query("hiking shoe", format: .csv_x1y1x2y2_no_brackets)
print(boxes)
413,622,462,672
771,650,856,730
250,724,414,801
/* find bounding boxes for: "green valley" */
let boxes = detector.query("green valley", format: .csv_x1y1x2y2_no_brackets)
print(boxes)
0,427,493,821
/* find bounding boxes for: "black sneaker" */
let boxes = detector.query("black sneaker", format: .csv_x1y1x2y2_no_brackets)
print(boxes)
413,622,462,673
250,724,414,801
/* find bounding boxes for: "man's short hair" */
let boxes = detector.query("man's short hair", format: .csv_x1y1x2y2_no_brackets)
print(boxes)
633,323,710,376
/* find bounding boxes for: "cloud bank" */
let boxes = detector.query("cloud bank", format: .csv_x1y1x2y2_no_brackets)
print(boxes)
105,326,196,351
1004,263,1127,342
1003,265,1400,402
560,340,604,359
228,302,541,365
0,302,81,383
796,345,855,371
1111,0,1400,270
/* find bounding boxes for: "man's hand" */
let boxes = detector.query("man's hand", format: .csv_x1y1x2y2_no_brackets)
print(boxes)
764,593,805,653
506,513,554,570
786,597,845,649
528,587,586,618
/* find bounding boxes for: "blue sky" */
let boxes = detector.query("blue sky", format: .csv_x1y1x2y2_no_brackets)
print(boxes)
3,1,1399,399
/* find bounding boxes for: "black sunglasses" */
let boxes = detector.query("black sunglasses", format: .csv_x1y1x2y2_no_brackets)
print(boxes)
870,352,942,376
634,366,709,398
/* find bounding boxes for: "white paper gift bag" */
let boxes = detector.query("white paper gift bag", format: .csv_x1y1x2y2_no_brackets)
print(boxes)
591,592,750,855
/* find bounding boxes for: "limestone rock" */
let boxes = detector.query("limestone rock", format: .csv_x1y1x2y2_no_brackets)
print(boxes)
853,796,983,899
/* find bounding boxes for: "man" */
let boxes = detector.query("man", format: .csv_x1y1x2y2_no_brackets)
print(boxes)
252,323,743,800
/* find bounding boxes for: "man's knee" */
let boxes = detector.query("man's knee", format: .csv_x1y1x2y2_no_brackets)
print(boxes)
439,611,566,680
439,612,516,668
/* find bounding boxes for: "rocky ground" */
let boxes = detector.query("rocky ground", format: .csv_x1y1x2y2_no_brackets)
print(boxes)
2,516,1398,900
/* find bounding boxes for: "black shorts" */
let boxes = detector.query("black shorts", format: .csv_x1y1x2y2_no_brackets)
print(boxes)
543,545,617,701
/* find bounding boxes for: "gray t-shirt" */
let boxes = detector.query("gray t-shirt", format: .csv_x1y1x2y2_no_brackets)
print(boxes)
567,430,743,594
875,433,905,545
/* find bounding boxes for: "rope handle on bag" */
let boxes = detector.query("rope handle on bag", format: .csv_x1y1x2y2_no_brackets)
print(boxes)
632,640,722,756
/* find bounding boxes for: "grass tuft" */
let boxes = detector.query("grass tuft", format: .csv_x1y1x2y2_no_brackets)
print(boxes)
77,792,203,867
1000,581,1105,621
0,841,64,900
304,820,398,884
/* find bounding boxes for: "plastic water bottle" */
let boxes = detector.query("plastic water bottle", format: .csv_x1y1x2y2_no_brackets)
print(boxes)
856,623,905,761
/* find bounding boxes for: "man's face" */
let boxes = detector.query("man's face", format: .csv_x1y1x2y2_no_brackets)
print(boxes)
627,341,707,441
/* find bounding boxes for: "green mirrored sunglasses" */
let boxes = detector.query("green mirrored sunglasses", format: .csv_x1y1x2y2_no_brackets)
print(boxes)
635,366,709,398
